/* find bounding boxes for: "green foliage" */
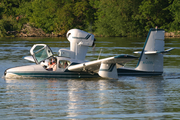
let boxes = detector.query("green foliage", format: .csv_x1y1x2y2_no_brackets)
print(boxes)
0,20,7,37
137,0,172,32
167,0,180,31
94,0,143,36
15,0,96,34
55,3,74,34
0,15,19,36
0,0,180,37
73,1,93,30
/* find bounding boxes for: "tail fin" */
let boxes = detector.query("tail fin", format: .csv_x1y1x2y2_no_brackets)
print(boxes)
135,28,165,72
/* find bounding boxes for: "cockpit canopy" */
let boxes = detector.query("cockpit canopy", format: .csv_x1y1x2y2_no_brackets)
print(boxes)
30,44,54,64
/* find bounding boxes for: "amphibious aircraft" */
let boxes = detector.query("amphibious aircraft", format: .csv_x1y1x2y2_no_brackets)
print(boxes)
4,28,174,79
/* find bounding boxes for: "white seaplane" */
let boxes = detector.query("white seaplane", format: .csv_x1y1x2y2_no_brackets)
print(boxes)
4,28,174,79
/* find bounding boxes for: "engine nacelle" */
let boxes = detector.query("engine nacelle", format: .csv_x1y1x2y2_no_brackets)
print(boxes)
66,29,96,61
67,29,95,47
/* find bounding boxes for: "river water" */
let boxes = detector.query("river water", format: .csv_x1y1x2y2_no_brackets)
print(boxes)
0,37,180,119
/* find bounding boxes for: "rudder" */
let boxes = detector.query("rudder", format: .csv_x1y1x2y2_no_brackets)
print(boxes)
135,28,165,72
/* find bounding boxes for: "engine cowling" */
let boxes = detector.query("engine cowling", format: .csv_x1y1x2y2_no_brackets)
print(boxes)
66,29,96,61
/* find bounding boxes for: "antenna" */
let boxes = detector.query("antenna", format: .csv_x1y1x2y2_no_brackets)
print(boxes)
97,49,102,60
92,44,96,51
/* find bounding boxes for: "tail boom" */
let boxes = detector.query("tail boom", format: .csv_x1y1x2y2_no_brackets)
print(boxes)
117,28,173,76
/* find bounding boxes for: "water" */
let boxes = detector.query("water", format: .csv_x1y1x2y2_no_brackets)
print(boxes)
0,37,180,119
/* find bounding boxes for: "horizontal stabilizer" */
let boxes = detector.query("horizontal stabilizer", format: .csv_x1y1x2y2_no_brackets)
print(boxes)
134,51,142,54
23,56,35,62
134,51,158,54
134,48,174,55
161,48,174,53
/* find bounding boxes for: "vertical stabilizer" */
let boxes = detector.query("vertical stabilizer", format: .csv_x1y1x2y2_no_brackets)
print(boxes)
135,28,165,72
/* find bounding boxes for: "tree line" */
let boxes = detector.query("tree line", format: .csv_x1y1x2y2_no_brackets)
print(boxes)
0,0,179,37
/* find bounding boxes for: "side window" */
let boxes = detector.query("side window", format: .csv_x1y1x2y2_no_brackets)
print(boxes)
59,60,71,68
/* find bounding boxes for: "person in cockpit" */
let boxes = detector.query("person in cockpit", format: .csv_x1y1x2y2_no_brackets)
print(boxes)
52,57,57,71
46,57,57,71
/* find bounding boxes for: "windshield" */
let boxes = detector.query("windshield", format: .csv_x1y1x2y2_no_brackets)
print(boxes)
30,44,53,64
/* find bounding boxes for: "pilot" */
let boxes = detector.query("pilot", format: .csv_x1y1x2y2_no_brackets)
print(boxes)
52,57,57,71
46,57,57,71
46,61,53,71
59,61,62,68
64,61,68,68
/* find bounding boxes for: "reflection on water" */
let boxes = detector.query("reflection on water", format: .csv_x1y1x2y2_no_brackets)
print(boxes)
2,77,179,119
0,37,180,119
135,77,164,115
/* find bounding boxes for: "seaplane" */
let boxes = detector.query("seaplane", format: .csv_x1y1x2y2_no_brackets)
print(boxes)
4,28,174,79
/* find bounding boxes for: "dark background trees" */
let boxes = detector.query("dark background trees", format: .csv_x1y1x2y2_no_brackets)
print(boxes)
0,0,179,37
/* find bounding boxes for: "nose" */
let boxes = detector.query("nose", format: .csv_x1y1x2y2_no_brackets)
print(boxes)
4,70,7,77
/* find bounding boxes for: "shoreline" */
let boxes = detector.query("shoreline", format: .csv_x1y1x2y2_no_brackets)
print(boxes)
165,32,180,37
5,32,180,38
3,24,180,38
4,24,180,38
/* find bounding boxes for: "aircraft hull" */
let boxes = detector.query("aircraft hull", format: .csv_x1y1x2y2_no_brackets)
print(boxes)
117,68,163,76
4,65,100,79
4,71,99,79
4,67,162,79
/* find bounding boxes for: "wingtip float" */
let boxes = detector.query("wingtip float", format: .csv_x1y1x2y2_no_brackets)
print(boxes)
4,28,174,79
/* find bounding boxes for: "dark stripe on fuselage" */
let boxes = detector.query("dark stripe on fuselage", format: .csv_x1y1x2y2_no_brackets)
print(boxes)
117,68,162,76
8,71,99,78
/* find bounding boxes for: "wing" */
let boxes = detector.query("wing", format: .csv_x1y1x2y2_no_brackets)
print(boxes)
23,56,35,62
68,54,138,73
